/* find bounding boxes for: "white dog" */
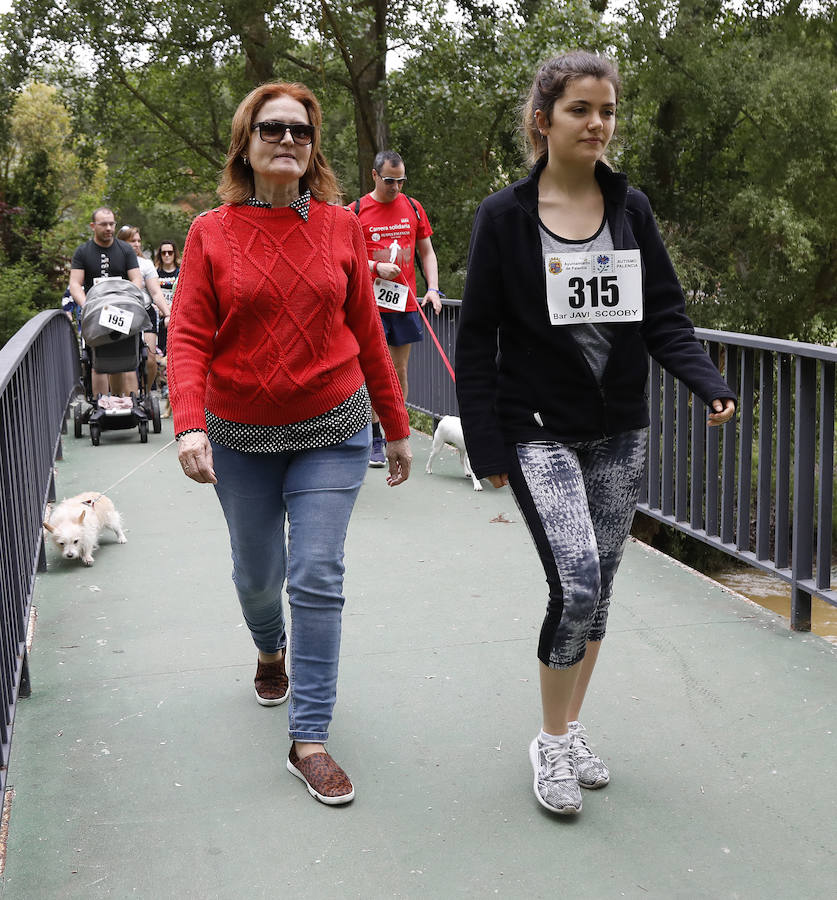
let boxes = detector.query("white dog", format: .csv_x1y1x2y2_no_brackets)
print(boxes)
44,492,126,566
426,415,483,491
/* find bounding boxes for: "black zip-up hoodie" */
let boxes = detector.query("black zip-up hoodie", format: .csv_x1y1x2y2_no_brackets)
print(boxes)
455,158,735,480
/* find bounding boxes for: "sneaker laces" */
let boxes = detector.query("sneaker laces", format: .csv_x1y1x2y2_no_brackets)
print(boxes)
541,741,575,781
570,726,596,761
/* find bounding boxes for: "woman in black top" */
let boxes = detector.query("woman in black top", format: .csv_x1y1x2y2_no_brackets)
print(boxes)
456,51,735,816
154,240,181,354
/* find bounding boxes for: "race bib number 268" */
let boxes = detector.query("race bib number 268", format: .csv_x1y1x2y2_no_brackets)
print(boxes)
545,249,643,325
373,277,409,312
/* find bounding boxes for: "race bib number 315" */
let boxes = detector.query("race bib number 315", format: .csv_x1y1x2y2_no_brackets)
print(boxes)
545,249,643,325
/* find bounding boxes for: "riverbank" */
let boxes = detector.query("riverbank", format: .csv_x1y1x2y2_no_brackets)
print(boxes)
631,511,837,644
713,567,837,645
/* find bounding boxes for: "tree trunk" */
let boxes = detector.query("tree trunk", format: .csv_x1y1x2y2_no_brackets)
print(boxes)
321,0,389,195
222,0,275,84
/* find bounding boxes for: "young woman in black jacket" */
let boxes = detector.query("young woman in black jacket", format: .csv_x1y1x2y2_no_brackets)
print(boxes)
455,51,736,816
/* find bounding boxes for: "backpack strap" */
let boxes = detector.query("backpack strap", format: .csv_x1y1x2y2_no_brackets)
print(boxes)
352,195,418,220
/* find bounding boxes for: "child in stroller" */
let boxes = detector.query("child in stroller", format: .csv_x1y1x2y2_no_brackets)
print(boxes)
72,279,162,445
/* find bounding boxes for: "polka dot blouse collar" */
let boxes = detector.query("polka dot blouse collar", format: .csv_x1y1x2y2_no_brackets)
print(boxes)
242,188,311,222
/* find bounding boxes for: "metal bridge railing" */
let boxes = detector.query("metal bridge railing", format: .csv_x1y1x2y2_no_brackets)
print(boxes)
407,298,461,421
0,311,81,794
407,306,836,632
641,329,835,631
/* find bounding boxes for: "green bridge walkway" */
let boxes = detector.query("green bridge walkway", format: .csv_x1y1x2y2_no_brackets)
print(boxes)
1,421,835,898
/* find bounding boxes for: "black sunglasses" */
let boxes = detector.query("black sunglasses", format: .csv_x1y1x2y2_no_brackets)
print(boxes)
252,121,315,145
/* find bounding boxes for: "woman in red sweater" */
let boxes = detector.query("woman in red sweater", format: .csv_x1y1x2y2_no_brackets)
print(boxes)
168,82,412,806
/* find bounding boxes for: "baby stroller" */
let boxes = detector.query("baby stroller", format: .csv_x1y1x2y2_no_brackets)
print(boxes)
71,279,162,445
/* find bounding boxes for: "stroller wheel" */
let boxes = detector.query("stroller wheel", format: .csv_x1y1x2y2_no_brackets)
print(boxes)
151,394,162,433
90,422,101,446
73,402,83,438
139,419,149,443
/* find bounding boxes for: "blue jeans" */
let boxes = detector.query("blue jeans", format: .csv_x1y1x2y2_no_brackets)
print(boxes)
211,425,371,742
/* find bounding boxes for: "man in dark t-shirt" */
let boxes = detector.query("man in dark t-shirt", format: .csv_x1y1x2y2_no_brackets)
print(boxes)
69,206,144,396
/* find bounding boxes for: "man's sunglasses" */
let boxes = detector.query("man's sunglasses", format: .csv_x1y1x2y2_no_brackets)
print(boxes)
376,173,407,186
252,121,315,145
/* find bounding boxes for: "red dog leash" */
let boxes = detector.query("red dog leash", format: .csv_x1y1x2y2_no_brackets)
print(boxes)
415,299,456,383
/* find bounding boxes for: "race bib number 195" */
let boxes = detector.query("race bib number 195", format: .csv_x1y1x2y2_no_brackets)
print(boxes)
98,304,134,335
545,249,643,325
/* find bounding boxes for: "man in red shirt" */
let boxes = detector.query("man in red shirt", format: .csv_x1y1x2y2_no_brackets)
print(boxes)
349,151,442,466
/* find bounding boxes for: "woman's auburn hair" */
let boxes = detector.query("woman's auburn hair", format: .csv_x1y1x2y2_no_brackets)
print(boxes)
218,81,341,205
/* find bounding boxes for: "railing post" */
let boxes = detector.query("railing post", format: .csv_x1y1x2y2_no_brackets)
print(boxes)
689,391,705,530
19,652,31,699
755,351,774,560
648,359,662,509
816,363,835,590
775,353,792,568
675,379,689,521
705,342,721,537
720,345,738,544
736,349,755,551
791,356,816,631
37,534,47,573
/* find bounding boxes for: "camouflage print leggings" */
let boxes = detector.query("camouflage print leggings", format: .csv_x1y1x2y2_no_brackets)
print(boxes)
508,428,648,669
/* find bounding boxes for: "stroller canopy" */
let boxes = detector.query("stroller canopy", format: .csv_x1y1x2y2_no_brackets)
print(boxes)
81,279,151,347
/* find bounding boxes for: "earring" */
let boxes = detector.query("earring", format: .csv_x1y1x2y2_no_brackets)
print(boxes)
242,155,249,166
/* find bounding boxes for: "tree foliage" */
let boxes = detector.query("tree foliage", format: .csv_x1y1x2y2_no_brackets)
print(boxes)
0,0,834,344
0,78,108,344
618,0,837,341
14,0,448,203
388,0,615,294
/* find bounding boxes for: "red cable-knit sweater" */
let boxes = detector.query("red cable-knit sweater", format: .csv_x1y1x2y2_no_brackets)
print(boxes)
168,199,410,441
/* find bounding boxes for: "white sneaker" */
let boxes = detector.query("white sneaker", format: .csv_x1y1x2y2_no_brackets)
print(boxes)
569,722,610,789
529,734,582,815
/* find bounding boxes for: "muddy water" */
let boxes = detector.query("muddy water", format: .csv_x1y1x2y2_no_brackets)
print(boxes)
713,566,837,646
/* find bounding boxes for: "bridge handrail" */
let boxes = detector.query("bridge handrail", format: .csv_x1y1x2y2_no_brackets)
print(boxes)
694,327,837,363
408,301,835,630
0,310,81,794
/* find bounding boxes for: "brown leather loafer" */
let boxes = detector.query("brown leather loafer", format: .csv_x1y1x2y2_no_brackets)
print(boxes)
287,744,354,805
254,655,289,706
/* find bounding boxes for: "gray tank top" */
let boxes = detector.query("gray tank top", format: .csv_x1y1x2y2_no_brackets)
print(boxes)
539,215,618,384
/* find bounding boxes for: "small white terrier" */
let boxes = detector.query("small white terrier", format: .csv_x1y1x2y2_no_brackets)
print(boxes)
44,492,127,566
426,415,483,491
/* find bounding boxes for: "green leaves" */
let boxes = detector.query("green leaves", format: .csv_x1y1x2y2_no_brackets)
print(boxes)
619,0,837,340
0,0,832,342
